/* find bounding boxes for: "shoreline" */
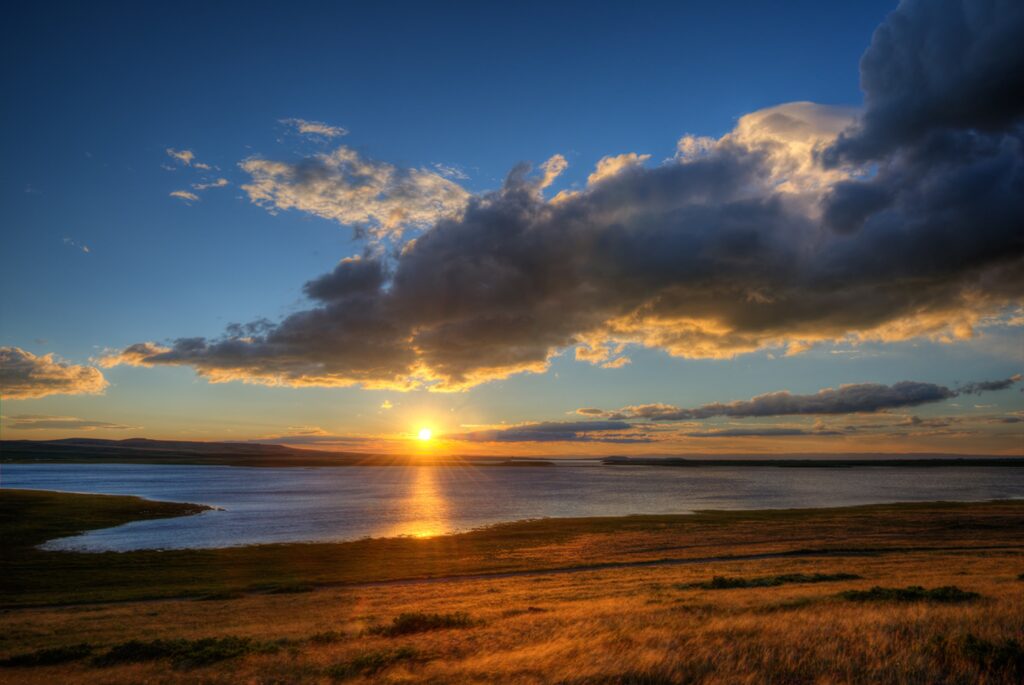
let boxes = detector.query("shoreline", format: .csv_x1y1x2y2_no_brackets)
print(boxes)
3,488,1023,608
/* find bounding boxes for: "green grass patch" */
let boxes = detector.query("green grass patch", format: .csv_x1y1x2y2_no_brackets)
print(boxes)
678,572,860,590
840,585,980,603
92,636,279,668
368,612,473,637
326,647,419,679
0,643,93,667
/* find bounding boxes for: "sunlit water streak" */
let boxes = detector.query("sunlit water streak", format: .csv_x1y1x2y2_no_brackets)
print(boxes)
2,462,1021,551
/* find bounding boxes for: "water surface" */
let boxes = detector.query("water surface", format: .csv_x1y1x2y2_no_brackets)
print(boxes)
2,462,1021,551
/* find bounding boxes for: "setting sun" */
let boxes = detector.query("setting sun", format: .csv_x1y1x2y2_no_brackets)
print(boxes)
417,427,433,441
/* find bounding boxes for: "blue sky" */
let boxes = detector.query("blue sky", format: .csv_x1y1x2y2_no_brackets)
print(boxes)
2,1,1022,454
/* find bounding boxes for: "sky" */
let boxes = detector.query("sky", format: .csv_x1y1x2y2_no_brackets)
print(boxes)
2,0,1022,456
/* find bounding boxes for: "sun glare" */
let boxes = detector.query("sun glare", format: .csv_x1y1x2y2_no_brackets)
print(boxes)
417,427,433,441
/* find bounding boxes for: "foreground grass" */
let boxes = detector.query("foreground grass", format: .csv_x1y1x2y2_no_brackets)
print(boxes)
1,489,1023,683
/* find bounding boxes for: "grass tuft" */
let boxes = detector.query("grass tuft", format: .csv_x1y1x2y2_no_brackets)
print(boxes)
959,634,1024,677
678,572,860,590
840,585,980,603
326,647,419,679
92,636,278,668
368,612,473,637
0,643,93,667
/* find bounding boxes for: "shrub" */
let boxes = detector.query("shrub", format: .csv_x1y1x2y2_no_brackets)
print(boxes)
679,572,860,590
368,612,473,637
840,585,980,603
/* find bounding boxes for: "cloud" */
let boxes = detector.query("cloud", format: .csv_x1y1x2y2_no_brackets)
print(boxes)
0,347,108,400
62,237,90,253
166,148,196,166
445,420,650,443
240,146,470,240
192,178,229,191
170,190,199,202
281,118,348,139
957,373,1023,395
583,376,1022,421
432,163,469,180
587,152,651,185
684,427,828,438
827,0,1024,163
4,414,134,431
103,2,1024,392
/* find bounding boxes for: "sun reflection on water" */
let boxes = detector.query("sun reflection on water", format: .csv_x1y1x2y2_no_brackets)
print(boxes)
387,465,451,539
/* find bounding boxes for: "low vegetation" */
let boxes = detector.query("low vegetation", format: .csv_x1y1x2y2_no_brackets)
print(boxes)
679,572,860,589
839,585,981,603
368,612,474,637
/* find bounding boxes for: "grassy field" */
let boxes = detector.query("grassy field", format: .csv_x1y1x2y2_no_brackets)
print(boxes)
1,489,1022,683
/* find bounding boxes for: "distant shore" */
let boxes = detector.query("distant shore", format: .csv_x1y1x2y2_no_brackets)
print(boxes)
1,438,1020,468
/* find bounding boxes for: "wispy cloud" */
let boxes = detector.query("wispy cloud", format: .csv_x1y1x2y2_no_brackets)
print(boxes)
170,190,200,202
281,118,348,139
62,237,91,253
4,414,135,431
165,148,196,166
192,178,229,191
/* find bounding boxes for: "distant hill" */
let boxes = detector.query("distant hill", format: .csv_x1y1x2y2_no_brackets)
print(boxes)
1,438,428,467
0,438,558,468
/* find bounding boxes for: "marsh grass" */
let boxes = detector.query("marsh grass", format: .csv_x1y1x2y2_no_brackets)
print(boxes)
839,585,981,603
368,612,474,637
678,572,860,590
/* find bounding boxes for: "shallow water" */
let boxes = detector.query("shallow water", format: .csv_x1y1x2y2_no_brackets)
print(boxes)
2,462,1022,551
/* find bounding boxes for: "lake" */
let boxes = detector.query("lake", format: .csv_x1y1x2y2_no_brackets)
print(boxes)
2,462,1022,551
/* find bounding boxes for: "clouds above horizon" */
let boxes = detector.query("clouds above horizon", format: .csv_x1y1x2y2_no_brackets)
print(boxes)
578,376,1021,423
3,414,135,431
0,347,108,400
99,0,1023,394
444,420,651,443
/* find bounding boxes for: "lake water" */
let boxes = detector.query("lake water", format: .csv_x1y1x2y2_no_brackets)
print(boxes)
2,462,1022,551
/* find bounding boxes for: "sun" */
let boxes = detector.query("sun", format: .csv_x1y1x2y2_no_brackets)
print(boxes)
417,427,433,441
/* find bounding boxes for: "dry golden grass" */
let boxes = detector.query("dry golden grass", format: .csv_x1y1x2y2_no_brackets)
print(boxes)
2,493,1022,682
2,532,1022,683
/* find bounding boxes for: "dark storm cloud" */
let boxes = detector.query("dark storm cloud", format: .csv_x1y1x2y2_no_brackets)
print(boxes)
827,0,1024,162
445,420,651,443
103,0,1024,391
